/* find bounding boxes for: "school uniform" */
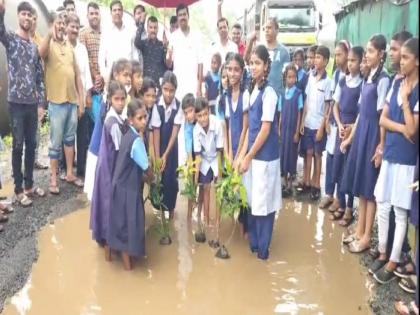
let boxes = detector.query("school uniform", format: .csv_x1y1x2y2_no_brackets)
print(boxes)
205,72,220,114
278,86,304,177
244,84,281,260
215,91,227,122
300,70,332,155
332,74,362,210
374,78,419,263
341,68,390,200
225,90,250,232
151,96,183,212
325,70,346,196
225,90,250,157
108,126,150,257
184,121,195,158
90,107,123,245
193,115,224,184
84,99,107,200
296,68,309,100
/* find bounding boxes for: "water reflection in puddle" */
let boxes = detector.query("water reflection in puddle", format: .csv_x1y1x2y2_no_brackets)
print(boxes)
3,196,373,315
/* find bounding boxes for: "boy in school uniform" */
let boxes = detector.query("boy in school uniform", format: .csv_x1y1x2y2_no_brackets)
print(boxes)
181,93,198,219
300,46,332,201
205,53,222,114
193,98,224,229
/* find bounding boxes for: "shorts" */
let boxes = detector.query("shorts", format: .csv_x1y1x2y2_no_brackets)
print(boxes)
198,168,214,185
300,127,326,155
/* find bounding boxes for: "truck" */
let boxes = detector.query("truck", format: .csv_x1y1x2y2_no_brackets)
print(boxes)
242,0,322,57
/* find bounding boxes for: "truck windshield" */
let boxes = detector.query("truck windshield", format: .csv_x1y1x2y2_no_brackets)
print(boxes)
269,7,316,31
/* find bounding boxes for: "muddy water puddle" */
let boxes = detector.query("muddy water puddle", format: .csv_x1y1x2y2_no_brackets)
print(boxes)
2,196,373,315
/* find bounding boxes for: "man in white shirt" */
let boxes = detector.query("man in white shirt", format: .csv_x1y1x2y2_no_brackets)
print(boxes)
166,4,203,100
98,0,136,80
212,17,238,62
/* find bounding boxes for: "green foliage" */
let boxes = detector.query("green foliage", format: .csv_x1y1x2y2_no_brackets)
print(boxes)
177,159,198,202
2,135,12,149
216,158,248,220
146,159,170,239
40,121,50,137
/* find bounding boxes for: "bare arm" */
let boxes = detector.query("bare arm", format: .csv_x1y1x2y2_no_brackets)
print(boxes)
217,0,223,21
245,33,257,65
148,131,155,161
235,112,249,160
73,58,85,114
38,32,53,60
333,102,342,128
163,125,180,158
197,63,204,97
0,6,11,48
153,128,161,159
380,103,419,140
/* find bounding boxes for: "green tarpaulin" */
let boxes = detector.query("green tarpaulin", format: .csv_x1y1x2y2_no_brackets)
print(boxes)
335,0,419,46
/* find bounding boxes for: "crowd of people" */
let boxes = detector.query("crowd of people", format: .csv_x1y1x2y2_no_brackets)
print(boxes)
0,0,418,314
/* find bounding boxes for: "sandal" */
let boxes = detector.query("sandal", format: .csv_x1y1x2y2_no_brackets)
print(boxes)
394,300,419,315
34,161,49,170
327,199,340,213
348,240,370,254
338,213,354,227
0,203,14,214
343,234,358,245
395,262,416,279
14,193,33,207
0,213,8,223
319,196,334,209
49,184,60,195
25,187,46,198
399,276,417,294
329,210,345,221
65,177,84,188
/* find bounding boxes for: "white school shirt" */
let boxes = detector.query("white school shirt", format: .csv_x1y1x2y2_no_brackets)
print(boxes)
225,90,250,118
193,115,224,176
98,22,137,79
151,96,183,128
333,74,363,103
250,85,278,122
361,67,390,111
169,28,203,99
74,41,93,93
105,107,124,150
211,39,238,62
304,71,332,130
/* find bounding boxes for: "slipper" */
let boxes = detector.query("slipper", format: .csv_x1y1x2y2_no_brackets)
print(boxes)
395,262,416,279
343,234,358,245
0,196,6,201
0,203,14,214
14,194,33,207
319,196,333,209
394,300,419,315
338,214,354,227
49,185,60,195
328,199,340,213
34,161,49,170
65,177,84,188
348,240,370,254
399,276,417,294
208,240,220,249
25,187,46,198
0,213,8,223
329,210,345,221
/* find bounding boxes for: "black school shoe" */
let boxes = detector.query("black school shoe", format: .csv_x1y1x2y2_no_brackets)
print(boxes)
373,265,397,284
282,187,292,198
310,188,321,201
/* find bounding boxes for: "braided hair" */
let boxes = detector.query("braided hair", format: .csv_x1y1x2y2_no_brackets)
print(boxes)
248,45,272,93
103,80,127,123
283,63,298,90
218,63,228,118
367,34,387,83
